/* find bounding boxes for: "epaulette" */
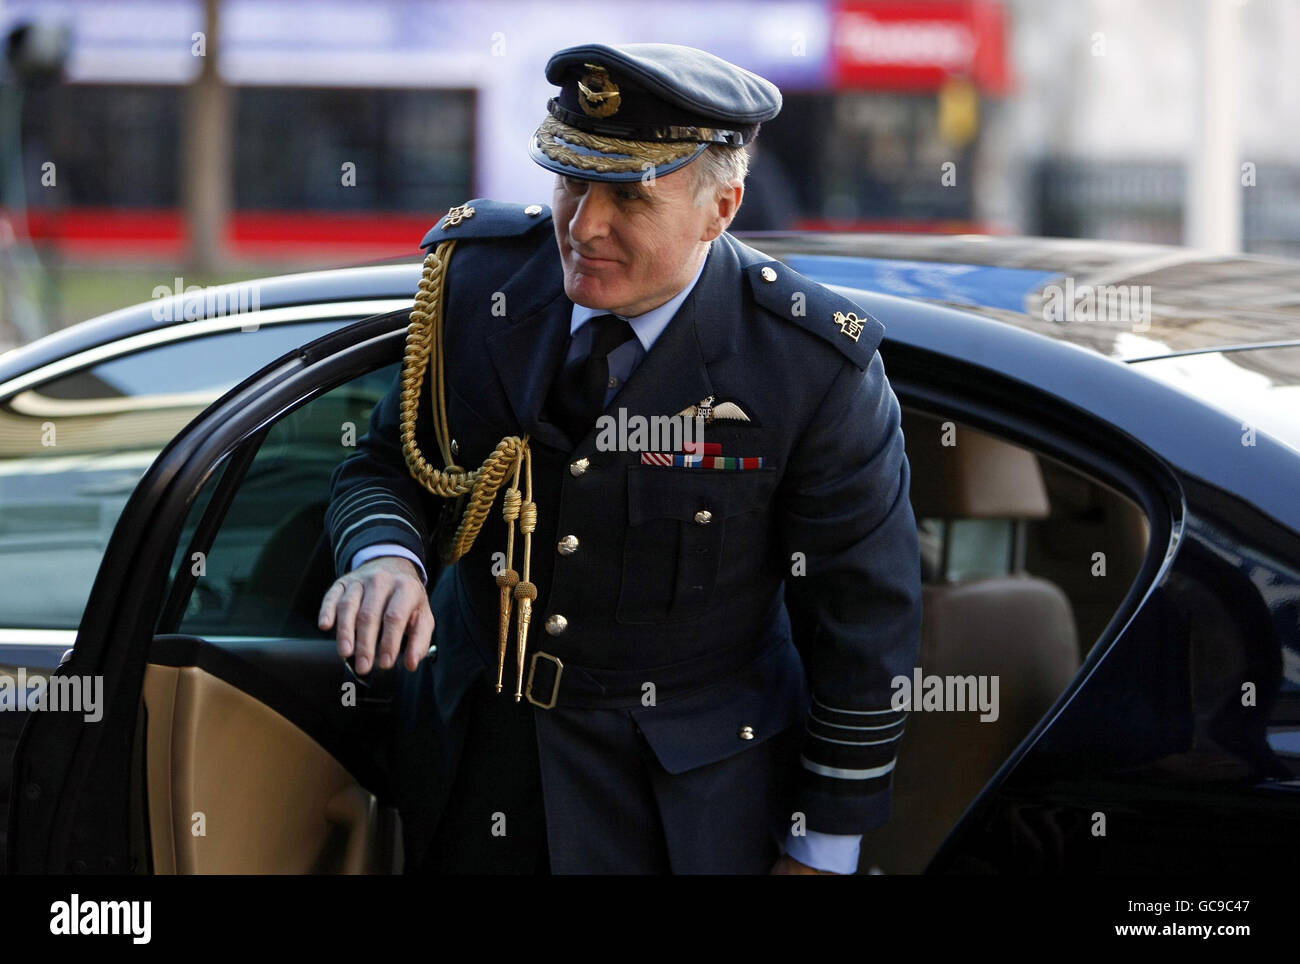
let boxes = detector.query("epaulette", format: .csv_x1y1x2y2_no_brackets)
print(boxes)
744,259,885,369
420,198,552,249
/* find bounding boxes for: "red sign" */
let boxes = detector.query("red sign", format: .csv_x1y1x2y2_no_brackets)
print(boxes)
832,1,1010,93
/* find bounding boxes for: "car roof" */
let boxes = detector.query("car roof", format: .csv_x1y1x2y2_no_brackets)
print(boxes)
4,234,1297,386
747,233,1300,361
0,261,425,385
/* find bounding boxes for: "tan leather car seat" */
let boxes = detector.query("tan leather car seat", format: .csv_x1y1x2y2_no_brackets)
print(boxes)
858,412,1080,873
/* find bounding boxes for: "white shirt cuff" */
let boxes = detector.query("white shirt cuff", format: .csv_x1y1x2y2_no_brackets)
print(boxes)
784,829,861,875
350,544,428,585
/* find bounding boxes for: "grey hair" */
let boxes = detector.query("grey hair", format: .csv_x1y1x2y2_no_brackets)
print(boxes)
689,143,750,205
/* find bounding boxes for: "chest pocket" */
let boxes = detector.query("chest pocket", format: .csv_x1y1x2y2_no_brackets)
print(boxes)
617,465,778,623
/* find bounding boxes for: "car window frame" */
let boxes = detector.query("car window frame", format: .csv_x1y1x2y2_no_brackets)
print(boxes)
0,300,411,402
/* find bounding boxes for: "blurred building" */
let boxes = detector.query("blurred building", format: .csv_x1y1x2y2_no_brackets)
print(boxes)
2,0,1298,262
996,0,1300,258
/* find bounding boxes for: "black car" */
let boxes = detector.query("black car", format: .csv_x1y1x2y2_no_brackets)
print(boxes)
5,235,1299,873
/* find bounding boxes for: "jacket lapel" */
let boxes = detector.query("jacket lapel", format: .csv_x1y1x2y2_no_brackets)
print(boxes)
485,244,574,451
608,238,744,429
484,234,744,452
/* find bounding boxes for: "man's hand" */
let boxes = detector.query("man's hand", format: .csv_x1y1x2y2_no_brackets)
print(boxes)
317,556,434,674
770,854,840,875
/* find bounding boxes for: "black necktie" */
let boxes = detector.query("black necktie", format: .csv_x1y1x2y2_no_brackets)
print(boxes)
549,314,636,444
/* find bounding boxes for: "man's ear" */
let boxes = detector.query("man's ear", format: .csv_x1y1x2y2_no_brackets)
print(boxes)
701,180,744,242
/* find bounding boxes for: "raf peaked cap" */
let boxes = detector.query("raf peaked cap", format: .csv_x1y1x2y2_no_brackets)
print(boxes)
529,42,782,182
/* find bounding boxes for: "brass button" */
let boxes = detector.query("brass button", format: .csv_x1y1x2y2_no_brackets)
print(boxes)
569,457,590,477
557,534,579,556
760,266,777,283
545,614,568,636
694,509,712,525
525,204,543,216
739,725,755,740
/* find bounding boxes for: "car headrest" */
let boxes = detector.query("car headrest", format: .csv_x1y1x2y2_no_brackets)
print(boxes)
902,410,1050,520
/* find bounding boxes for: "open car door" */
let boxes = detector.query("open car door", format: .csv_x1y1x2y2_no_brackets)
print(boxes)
8,310,415,874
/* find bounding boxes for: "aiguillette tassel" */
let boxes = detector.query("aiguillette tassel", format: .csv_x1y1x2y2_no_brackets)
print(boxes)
513,580,537,701
495,570,519,692
496,467,524,693
513,454,538,701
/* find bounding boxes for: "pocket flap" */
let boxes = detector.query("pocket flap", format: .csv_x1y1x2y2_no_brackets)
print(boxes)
629,637,807,774
626,465,777,525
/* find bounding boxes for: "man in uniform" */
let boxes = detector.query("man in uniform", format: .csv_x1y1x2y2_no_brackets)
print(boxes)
318,43,922,874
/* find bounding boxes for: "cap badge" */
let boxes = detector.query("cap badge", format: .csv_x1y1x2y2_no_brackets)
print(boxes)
578,63,622,118
833,310,865,342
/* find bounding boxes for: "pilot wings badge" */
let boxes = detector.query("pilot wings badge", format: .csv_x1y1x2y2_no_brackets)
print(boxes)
672,395,751,424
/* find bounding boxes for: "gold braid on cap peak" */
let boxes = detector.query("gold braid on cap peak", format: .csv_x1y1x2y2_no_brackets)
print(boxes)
400,239,539,697
535,114,699,174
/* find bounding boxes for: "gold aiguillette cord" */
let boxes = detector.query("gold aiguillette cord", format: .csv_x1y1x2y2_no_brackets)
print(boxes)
399,238,540,698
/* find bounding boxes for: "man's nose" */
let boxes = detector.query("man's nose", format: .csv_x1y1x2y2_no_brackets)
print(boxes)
568,185,613,244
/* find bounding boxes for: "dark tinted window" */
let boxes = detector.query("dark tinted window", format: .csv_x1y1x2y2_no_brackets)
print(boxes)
0,319,355,628
169,362,401,638
38,321,340,400
233,87,474,212
22,84,183,207
22,84,475,214
746,91,975,227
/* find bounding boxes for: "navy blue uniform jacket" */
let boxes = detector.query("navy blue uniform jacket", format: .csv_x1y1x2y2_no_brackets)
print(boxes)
326,199,923,869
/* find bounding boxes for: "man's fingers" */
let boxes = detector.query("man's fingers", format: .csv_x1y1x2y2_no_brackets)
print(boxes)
404,605,436,671
319,559,432,675
332,580,365,660
375,582,418,670
353,579,396,674
317,579,345,631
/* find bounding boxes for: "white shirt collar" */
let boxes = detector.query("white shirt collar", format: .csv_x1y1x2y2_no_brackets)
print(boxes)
569,250,709,353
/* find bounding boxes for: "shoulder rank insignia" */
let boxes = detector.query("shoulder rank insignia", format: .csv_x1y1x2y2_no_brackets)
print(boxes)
833,310,866,342
743,260,886,369
421,198,553,249
441,203,475,229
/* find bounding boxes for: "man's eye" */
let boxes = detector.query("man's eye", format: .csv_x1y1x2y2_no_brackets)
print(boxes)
615,186,646,201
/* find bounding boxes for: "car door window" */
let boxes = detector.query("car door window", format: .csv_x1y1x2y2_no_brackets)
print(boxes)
0,320,350,630
162,362,400,640
864,408,1156,872
906,409,1151,656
